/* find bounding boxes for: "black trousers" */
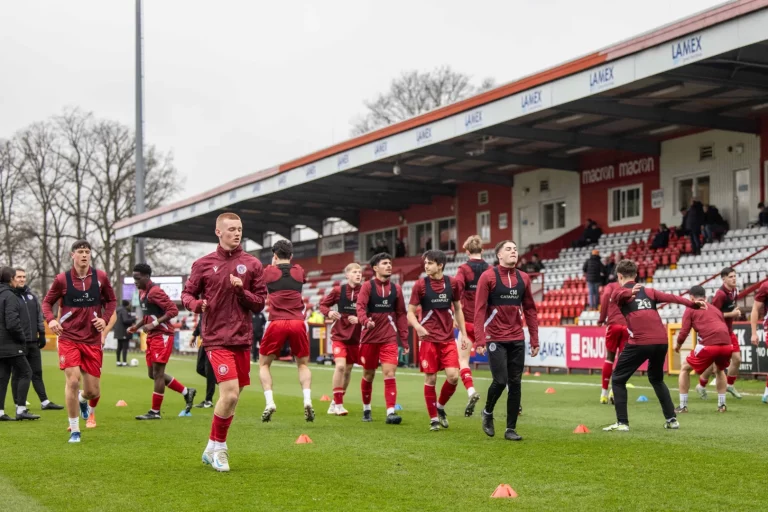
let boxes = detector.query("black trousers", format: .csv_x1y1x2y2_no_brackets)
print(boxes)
0,355,32,411
11,343,48,404
116,338,129,363
612,343,675,425
204,355,216,402
485,340,526,430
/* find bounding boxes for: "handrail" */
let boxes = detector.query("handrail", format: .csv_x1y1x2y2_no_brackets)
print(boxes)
658,244,768,308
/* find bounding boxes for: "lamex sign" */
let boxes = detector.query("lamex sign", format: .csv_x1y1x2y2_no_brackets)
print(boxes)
337,153,350,170
520,89,544,114
589,65,615,93
374,140,389,157
463,109,483,132
416,126,433,146
671,34,703,67
524,327,567,368
305,164,317,179
581,156,656,186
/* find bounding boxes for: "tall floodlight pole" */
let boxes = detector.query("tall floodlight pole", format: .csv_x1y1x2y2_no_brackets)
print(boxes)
135,0,146,263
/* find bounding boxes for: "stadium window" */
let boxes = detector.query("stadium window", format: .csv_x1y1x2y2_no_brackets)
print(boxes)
477,211,491,242
363,229,397,261
412,221,434,255
410,217,457,255
608,184,643,227
676,174,710,211
541,200,566,231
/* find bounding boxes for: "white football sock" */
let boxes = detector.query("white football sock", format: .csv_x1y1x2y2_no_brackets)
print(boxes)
69,417,80,433
206,439,215,452
386,407,395,415
718,394,726,407
303,389,312,404
363,404,371,411
213,441,227,451
181,388,188,396
467,386,476,397
16,405,25,414
264,390,274,406
78,391,87,404
679,394,688,407
0,410,4,417
41,400,50,407
601,388,609,398
436,402,445,410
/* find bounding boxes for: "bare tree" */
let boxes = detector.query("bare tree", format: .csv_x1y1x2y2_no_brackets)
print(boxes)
351,65,495,135
0,140,26,267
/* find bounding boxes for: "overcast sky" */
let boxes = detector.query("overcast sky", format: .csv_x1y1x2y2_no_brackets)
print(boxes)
1,0,725,202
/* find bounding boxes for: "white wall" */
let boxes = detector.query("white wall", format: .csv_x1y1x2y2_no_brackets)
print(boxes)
660,130,760,229
512,168,581,249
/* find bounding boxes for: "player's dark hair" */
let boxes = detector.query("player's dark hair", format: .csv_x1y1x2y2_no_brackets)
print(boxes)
71,239,91,252
122,299,131,307
272,239,293,260
689,285,706,298
0,267,14,284
423,250,446,270
494,240,516,258
720,267,735,278
616,259,638,279
133,263,152,276
369,252,392,268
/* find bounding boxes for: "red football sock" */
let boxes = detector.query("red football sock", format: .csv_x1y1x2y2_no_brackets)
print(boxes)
727,375,737,386
459,368,474,390
167,378,185,394
361,378,373,405
699,377,709,388
438,380,457,407
424,384,438,419
211,414,234,442
151,392,164,412
333,387,344,405
601,361,613,390
384,378,397,410
88,396,100,408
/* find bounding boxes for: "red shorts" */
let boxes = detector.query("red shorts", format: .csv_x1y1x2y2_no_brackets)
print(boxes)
260,319,309,359
58,340,103,378
730,333,740,353
207,347,251,387
419,341,459,374
359,342,399,370
145,334,174,366
605,324,629,353
686,344,733,374
332,341,359,364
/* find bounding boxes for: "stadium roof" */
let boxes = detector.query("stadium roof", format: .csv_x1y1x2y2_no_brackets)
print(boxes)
115,0,768,244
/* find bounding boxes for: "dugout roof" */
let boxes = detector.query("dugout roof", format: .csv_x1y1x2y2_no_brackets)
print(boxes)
115,0,768,244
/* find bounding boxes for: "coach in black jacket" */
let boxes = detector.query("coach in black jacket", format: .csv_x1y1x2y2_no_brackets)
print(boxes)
11,268,63,410
0,267,39,421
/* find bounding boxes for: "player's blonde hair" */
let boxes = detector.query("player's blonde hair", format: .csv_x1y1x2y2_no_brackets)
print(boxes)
344,262,361,274
216,212,241,227
463,235,484,254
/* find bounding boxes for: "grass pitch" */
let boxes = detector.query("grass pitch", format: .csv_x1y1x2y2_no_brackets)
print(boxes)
1,351,766,511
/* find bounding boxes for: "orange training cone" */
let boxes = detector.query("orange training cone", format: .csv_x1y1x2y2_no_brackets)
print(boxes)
545,387,556,394
319,395,331,402
491,484,518,498
534,371,541,377
573,424,590,434
116,400,127,407
295,434,313,444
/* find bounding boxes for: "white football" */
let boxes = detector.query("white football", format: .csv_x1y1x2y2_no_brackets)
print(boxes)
129,358,139,367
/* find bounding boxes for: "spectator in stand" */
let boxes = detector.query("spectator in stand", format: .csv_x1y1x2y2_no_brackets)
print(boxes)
583,250,605,310
603,257,617,285
678,207,689,237
703,204,727,243
758,202,768,227
530,254,544,273
685,198,706,255
114,300,135,367
573,220,603,248
651,224,670,250
518,256,530,272
395,238,406,258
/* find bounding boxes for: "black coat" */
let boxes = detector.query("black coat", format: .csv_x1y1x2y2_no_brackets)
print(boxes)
18,286,44,343
583,255,604,284
113,306,135,340
685,201,705,232
252,312,266,342
0,283,27,359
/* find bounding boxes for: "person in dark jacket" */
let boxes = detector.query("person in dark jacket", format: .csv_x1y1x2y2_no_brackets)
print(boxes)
685,199,706,255
10,268,63,410
651,224,670,250
758,202,768,227
0,266,39,421
583,250,605,310
193,316,215,409
114,300,135,367
703,205,727,243
251,311,266,362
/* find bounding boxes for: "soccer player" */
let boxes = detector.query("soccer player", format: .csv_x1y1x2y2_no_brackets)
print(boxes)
355,252,409,424
129,263,196,420
181,213,267,472
319,262,363,416
453,235,486,416
697,267,743,399
750,277,768,403
408,250,468,431
473,240,539,442
258,240,314,422
603,260,705,432
674,285,731,413
42,240,117,442
597,280,628,404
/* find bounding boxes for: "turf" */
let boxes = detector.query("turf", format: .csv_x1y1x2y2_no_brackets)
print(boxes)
2,352,766,511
